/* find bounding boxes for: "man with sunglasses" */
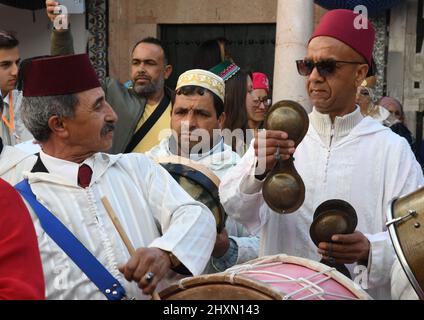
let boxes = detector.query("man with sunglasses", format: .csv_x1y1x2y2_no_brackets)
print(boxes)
219,9,423,300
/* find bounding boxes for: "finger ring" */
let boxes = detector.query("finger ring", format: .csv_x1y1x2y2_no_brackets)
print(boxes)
144,272,155,282
274,145,281,161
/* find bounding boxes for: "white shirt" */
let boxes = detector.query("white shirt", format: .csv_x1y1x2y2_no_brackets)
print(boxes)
0,144,36,185
23,152,216,300
0,90,33,146
40,150,95,186
147,136,260,272
219,107,424,300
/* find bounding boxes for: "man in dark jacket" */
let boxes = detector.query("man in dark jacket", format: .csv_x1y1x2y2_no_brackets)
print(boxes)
46,0,173,154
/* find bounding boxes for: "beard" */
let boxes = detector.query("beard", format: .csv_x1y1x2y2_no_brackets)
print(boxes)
133,76,165,97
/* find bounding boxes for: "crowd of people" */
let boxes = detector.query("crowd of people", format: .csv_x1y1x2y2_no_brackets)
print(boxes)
0,1,422,300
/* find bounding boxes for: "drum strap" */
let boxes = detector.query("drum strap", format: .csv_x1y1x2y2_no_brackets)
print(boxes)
124,93,171,153
15,179,129,300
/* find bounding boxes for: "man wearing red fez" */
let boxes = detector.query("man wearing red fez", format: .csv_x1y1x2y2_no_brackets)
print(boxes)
247,72,271,131
0,178,45,300
18,54,216,300
45,1,173,155
219,9,423,300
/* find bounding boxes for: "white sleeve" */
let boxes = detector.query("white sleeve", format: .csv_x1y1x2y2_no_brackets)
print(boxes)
367,139,424,289
391,258,419,300
139,156,217,276
219,144,270,234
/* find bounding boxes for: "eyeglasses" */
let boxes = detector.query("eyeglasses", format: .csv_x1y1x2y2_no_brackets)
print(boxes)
296,59,365,77
249,92,271,108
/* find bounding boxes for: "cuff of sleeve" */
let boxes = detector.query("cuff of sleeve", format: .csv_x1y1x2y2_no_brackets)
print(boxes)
210,238,238,272
364,232,395,288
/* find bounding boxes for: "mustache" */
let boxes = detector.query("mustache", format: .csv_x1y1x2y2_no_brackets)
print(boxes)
135,74,150,81
100,122,115,136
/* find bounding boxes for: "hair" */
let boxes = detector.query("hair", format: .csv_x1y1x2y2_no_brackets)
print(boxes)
131,37,169,65
192,38,231,70
172,85,224,118
20,94,79,142
0,30,19,50
224,69,249,134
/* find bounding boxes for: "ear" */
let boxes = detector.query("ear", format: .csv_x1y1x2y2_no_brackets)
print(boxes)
355,64,370,87
164,64,173,80
47,115,70,139
218,112,226,129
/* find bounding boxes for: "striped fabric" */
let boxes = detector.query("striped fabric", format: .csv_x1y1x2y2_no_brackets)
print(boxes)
22,152,216,300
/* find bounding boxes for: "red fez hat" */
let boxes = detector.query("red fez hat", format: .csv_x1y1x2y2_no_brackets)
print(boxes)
252,72,270,93
310,9,375,66
22,54,101,97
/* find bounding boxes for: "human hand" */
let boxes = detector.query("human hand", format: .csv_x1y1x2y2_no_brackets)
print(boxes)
118,247,171,295
318,231,370,265
46,0,69,31
254,130,295,175
212,228,230,258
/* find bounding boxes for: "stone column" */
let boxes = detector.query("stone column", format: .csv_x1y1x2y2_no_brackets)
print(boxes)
272,0,314,111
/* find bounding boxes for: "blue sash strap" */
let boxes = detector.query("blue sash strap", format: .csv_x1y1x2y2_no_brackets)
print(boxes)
15,179,128,300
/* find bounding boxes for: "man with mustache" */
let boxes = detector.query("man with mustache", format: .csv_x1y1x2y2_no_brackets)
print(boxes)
0,30,32,146
45,0,173,154
17,54,216,300
219,9,424,299
146,69,259,273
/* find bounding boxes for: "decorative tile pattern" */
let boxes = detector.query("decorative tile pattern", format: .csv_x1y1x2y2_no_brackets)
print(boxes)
370,13,388,100
86,0,108,81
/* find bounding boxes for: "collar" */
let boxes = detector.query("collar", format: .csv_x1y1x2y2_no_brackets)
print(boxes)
38,150,95,186
168,136,226,161
309,106,364,147
2,92,9,102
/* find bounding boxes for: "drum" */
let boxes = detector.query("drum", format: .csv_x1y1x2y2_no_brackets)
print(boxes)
159,254,371,300
387,187,424,300
154,155,227,233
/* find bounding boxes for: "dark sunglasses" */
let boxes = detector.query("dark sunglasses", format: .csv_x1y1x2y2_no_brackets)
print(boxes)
296,59,365,77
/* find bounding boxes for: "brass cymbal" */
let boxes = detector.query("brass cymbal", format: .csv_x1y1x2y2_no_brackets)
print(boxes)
310,199,358,246
262,158,305,214
264,100,309,146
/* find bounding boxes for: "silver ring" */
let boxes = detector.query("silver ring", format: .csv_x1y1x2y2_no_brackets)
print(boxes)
274,145,281,161
144,271,155,282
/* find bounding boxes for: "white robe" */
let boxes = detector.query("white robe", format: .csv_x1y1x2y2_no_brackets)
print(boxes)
146,137,260,272
22,152,216,300
219,107,424,300
391,259,420,300
1,90,33,146
0,145,36,185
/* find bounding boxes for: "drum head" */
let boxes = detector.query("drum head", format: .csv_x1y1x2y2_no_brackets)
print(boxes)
159,274,283,300
160,255,371,300
387,188,424,300
155,156,227,233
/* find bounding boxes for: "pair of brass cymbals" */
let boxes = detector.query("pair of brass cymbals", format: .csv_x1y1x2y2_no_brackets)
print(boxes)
262,100,309,214
310,199,358,279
